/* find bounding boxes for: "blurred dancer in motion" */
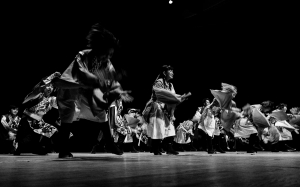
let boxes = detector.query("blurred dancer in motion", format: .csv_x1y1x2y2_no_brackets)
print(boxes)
53,23,132,158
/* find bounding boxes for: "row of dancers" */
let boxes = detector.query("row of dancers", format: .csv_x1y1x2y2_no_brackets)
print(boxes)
1,23,300,158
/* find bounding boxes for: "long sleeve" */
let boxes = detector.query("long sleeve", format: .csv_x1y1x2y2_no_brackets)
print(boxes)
153,80,182,105
54,53,99,89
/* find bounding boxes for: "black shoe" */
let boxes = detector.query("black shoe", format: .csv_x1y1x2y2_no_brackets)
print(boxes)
58,152,73,158
159,147,166,153
285,144,296,151
177,145,185,152
253,145,264,151
216,147,226,153
167,150,179,155
247,150,256,153
189,144,197,151
13,150,21,156
108,143,123,155
154,151,162,155
131,146,139,153
271,146,279,152
32,146,48,155
91,145,97,154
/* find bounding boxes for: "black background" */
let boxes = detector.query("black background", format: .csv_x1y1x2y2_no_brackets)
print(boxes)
1,0,299,123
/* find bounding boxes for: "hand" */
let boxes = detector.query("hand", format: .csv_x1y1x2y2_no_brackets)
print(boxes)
181,92,191,102
170,116,176,122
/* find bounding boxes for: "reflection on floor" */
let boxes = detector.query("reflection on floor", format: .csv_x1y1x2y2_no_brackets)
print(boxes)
1,152,300,187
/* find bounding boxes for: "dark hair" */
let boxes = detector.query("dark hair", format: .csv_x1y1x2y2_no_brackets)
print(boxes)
260,100,274,113
153,65,174,88
9,105,19,110
160,65,173,73
276,103,287,110
86,23,119,52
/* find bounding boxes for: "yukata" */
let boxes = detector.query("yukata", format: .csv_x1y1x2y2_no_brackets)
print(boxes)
241,104,271,141
114,114,131,143
53,49,122,124
174,120,194,144
261,124,281,144
1,114,21,149
269,109,296,141
275,120,295,141
23,96,58,138
143,78,182,139
199,107,216,137
234,117,258,139
210,84,241,132
213,117,222,136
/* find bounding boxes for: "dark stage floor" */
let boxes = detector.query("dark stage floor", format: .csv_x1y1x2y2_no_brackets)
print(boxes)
0,151,299,187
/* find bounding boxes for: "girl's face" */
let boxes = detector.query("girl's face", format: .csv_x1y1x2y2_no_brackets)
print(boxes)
165,69,174,80
205,100,210,106
11,108,18,115
44,84,54,96
269,117,276,124
283,106,287,113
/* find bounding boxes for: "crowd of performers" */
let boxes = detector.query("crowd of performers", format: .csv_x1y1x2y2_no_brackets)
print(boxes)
1,23,300,158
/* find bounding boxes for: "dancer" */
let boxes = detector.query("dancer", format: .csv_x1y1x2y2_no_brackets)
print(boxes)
269,103,296,151
234,107,259,153
15,72,61,155
210,83,241,133
174,120,194,151
198,98,220,154
1,105,21,153
53,23,132,158
142,65,190,155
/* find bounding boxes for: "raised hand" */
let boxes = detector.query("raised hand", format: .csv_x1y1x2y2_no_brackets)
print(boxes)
181,92,191,102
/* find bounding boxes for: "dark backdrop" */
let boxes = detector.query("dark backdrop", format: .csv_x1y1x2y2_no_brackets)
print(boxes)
1,0,299,124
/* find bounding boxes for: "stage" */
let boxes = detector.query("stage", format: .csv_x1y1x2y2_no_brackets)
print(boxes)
0,151,299,187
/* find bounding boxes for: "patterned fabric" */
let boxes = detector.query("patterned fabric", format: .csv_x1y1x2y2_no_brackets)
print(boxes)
1,114,21,140
28,119,58,138
214,117,222,135
27,96,57,118
115,115,131,136
24,96,58,138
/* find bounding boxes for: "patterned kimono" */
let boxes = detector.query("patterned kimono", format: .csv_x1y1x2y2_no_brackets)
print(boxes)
213,117,222,136
113,114,131,143
1,114,21,141
174,120,194,144
23,96,58,138
143,78,181,139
